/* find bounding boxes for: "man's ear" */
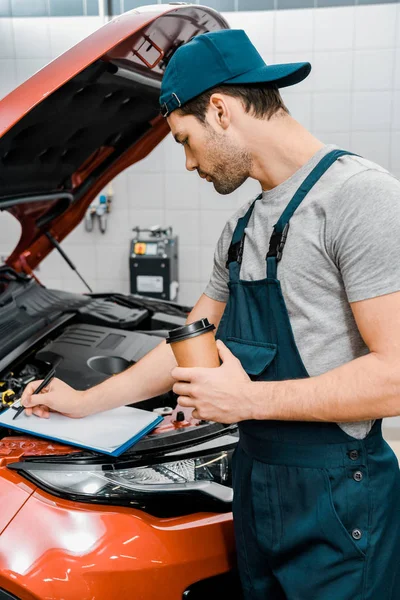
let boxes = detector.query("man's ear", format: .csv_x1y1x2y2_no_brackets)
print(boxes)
209,94,230,131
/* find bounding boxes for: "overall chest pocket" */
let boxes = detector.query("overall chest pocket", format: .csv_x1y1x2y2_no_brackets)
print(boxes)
225,337,277,378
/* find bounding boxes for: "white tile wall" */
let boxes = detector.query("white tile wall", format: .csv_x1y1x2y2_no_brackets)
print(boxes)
164,133,185,172
1,4,400,308
179,246,201,283
177,282,201,306
353,49,394,91
0,59,17,99
352,90,392,131
58,243,97,280
354,4,397,50
236,178,263,206
94,244,127,281
394,48,400,90
0,17,101,98
15,58,49,86
350,131,391,167
200,210,234,248
392,90,400,130
312,51,353,91
0,19,15,59
314,6,354,51
164,209,200,247
314,131,351,148
275,9,314,53
129,208,165,232
391,131,400,176
95,279,130,294
109,172,129,210
127,172,165,210
48,16,102,58
57,276,96,294
61,220,99,247
43,278,63,290
200,245,217,283
12,17,51,58
165,172,200,210
313,92,352,132
281,90,313,130
129,139,165,172
199,178,238,212
34,250,63,279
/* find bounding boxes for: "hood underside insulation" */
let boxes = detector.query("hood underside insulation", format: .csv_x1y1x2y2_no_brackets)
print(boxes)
0,60,160,199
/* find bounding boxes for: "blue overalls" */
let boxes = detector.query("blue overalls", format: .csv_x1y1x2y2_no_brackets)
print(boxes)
216,150,400,599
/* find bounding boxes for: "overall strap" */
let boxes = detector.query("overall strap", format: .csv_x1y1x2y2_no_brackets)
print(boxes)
267,150,357,279
226,195,261,281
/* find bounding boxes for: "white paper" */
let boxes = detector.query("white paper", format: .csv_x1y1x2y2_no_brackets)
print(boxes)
0,405,161,454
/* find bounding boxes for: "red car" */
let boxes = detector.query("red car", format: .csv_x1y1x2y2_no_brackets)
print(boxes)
0,4,242,599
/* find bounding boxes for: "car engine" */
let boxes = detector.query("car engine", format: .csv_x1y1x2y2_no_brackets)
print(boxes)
0,277,228,452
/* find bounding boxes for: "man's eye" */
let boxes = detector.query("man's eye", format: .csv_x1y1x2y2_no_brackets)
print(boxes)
182,138,189,146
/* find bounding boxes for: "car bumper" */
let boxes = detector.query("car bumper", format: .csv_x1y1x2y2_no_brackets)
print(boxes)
0,485,237,600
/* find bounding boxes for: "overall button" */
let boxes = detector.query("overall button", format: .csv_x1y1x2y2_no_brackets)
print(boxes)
349,450,359,460
352,529,362,540
353,471,363,482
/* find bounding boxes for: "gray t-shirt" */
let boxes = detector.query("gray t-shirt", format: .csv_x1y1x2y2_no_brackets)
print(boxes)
204,144,400,440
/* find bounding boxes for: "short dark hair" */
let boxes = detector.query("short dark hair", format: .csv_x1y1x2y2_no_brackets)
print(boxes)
178,83,289,123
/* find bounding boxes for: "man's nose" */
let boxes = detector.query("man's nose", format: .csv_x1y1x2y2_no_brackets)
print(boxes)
185,149,197,172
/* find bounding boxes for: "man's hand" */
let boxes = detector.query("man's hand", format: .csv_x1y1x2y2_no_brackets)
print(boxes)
21,378,87,419
171,340,252,424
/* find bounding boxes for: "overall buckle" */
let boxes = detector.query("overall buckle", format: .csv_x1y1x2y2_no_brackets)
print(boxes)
267,222,290,262
277,222,290,261
226,238,245,267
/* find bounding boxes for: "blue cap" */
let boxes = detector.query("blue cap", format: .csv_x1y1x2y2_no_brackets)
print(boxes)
160,29,311,117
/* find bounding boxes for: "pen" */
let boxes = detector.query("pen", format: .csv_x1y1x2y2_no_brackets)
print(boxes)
12,367,56,421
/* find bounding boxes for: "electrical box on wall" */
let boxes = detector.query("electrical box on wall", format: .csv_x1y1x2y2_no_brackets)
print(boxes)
129,226,179,301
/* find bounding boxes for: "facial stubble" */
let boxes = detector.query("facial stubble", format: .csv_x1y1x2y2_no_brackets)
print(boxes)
204,128,253,195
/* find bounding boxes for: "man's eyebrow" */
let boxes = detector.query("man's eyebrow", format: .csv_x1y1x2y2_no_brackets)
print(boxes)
174,133,184,144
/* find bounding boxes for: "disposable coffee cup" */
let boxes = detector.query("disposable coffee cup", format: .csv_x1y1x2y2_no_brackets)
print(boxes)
166,318,220,368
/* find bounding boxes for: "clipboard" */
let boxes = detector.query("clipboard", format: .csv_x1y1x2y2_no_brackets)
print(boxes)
0,405,163,457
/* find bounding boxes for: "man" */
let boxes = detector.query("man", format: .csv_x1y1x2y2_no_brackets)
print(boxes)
21,30,400,599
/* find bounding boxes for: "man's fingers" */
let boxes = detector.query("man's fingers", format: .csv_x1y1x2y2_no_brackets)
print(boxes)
171,366,199,382
177,395,196,408
172,382,193,396
32,405,50,419
22,392,52,409
216,339,237,363
21,380,44,403
24,405,50,418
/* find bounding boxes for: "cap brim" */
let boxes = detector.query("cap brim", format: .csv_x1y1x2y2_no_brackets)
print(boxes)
224,62,311,88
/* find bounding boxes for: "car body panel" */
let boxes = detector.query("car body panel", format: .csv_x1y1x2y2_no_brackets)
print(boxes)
0,470,35,537
0,438,80,465
0,479,235,600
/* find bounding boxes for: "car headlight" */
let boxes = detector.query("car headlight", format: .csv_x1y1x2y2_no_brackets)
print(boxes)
11,435,237,507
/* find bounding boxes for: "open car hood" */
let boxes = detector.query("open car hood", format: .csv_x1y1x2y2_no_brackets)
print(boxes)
0,4,228,274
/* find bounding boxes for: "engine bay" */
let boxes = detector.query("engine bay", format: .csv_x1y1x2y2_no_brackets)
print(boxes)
0,277,234,461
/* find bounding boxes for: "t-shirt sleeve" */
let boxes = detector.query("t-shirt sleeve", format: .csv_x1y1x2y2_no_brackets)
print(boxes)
203,221,231,303
329,169,400,303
